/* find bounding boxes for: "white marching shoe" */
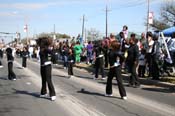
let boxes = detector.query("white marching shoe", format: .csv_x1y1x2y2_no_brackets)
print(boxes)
51,96,56,101
40,94,48,98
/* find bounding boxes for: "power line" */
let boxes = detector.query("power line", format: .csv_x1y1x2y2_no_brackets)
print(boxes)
86,0,146,21
0,36,13,38
114,0,143,6
111,1,146,11
82,0,149,36
0,32,16,35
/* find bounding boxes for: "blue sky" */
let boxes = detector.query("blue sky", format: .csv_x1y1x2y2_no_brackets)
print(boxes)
0,0,171,43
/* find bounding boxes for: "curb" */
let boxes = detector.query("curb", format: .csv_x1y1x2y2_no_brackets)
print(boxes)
74,64,175,90
30,59,175,91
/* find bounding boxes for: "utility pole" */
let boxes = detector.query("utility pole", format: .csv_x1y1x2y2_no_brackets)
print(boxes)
24,16,29,45
85,28,87,43
54,24,55,34
105,4,111,39
53,24,56,40
81,14,87,44
82,14,85,39
24,24,29,45
106,5,108,39
146,0,150,32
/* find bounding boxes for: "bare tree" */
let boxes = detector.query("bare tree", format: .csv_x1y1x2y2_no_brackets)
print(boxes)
150,1,175,30
87,28,102,41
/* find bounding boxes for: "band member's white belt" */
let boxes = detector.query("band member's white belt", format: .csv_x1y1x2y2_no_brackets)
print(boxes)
68,60,74,63
42,61,52,66
97,54,104,58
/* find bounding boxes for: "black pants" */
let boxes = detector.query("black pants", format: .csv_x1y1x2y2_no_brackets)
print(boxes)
128,63,140,86
146,53,152,77
63,55,68,68
104,52,108,68
152,58,159,80
95,58,104,78
0,60,2,65
52,54,58,64
22,57,27,67
68,62,73,75
40,64,56,97
138,65,145,77
106,66,126,97
8,62,16,80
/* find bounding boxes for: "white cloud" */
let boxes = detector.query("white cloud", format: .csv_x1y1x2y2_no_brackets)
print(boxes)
0,3,51,10
0,12,14,17
13,3,49,9
0,0,141,11
0,0,114,10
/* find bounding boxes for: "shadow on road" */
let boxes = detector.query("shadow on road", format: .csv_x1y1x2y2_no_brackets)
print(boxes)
17,75,31,79
77,89,121,99
142,87,175,93
53,66,65,70
53,74,68,78
74,75,93,80
0,106,27,114
98,81,118,86
12,88,49,99
0,77,8,80
16,66,24,69
0,107,11,114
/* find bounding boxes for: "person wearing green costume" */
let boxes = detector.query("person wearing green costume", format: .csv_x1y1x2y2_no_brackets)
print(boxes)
73,41,83,64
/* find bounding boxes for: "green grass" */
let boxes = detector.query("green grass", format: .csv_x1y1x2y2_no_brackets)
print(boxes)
160,77,175,84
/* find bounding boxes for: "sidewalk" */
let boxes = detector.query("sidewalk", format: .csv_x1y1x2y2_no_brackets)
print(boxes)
74,63,175,90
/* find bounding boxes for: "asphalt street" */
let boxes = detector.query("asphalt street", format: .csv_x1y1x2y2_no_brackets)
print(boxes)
0,59,70,116
0,57,175,116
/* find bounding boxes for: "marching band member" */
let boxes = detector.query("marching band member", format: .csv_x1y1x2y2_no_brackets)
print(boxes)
37,37,56,101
